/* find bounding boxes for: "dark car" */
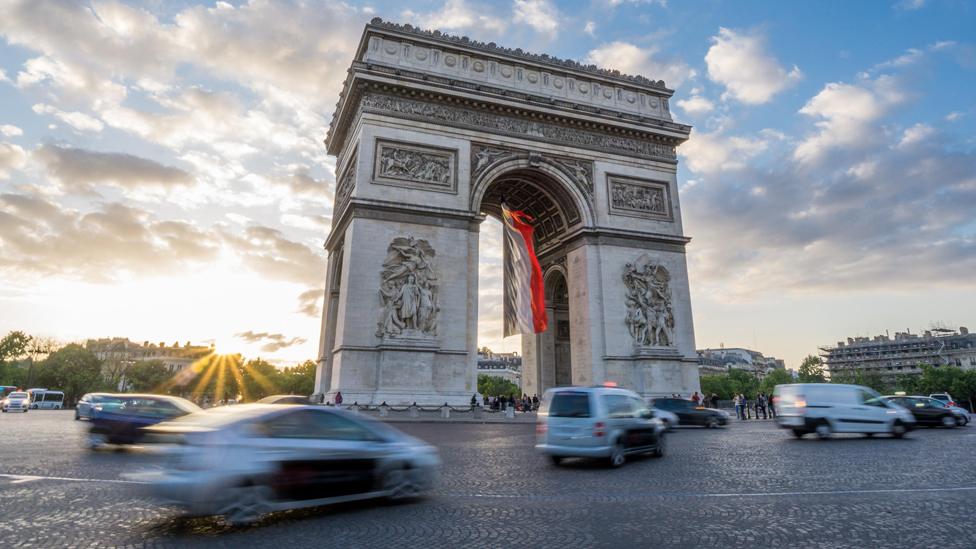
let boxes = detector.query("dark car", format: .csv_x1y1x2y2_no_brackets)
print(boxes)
884,395,965,428
87,394,201,448
650,398,730,428
257,394,311,405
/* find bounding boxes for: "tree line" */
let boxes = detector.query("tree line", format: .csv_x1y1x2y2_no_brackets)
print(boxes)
0,331,316,405
700,355,976,411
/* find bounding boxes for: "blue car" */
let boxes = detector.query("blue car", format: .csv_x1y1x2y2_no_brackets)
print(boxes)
87,394,201,449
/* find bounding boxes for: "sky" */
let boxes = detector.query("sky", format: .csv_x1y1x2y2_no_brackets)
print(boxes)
0,0,974,369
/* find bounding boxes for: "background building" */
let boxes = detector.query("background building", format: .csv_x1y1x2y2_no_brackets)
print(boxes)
820,326,976,379
697,347,786,378
86,338,213,376
476,348,522,385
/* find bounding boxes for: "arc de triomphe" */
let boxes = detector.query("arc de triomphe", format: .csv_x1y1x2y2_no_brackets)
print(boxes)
314,19,700,405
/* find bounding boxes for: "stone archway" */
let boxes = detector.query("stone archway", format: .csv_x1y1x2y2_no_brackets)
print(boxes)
313,19,701,405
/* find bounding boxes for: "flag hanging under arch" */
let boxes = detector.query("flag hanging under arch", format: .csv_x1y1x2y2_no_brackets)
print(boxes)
502,203,547,336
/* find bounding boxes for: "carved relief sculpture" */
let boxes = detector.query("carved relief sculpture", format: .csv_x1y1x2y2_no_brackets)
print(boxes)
374,140,457,193
607,175,673,221
377,236,439,338
623,255,675,347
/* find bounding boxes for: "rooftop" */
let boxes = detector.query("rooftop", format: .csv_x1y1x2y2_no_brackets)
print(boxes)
367,18,671,91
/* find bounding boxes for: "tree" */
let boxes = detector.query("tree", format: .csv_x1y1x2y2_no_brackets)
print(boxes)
280,360,316,396
477,374,520,398
33,344,104,405
125,360,172,392
0,331,31,362
238,358,283,401
798,355,826,383
760,368,795,394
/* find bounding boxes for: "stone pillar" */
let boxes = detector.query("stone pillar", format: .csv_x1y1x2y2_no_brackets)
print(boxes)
566,243,606,386
314,248,342,398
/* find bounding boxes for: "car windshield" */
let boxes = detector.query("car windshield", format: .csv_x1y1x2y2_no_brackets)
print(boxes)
547,392,591,418
9,392,27,399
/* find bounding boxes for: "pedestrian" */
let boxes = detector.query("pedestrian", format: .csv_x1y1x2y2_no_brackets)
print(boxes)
335,391,343,409
768,393,776,418
743,394,751,419
691,391,701,406
711,393,719,409
734,394,742,420
471,394,477,409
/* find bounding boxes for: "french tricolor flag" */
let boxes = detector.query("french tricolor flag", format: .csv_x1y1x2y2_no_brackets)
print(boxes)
502,203,548,336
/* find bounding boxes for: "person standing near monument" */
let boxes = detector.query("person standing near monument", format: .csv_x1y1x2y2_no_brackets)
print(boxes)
335,391,343,409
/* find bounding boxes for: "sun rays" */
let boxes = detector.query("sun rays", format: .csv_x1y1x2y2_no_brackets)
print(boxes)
150,352,282,403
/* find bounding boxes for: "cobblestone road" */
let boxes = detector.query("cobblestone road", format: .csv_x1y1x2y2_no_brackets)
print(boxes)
1,410,974,548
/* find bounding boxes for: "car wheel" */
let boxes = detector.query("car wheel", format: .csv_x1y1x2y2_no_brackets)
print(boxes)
74,411,80,421
791,429,804,439
608,441,626,468
384,468,420,501
941,415,957,428
549,455,564,466
652,434,665,458
221,483,272,526
891,420,907,439
661,419,672,432
815,421,832,440
86,433,107,450
705,418,718,429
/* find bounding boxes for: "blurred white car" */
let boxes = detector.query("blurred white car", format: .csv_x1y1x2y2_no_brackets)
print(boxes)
1,392,30,413
651,407,679,430
135,404,440,525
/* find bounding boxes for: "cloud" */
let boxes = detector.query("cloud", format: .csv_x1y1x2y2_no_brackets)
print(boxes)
680,130,770,174
0,142,27,179
898,123,934,148
235,330,307,353
0,193,218,281
793,75,904,164
676,89,715,115
35,144,193,193
583,21,596,37
895,0,926,10
297,288,324,317
705,27,802,105
1,125,23,137
403,0,506,34
32,103,104,132
513,0,560,36
585,41,695,88
220,225,325,287
280,169,332,199
684,124,976,301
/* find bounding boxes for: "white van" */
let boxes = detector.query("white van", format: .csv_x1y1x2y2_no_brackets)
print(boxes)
27,389,64,410
773,383,915,439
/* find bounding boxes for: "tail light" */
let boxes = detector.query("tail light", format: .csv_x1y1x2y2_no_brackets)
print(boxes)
593,422,605,437
536,423,547,435
794,397,807,409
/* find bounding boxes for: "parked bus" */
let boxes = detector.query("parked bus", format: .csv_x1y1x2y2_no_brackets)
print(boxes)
27,388,64,410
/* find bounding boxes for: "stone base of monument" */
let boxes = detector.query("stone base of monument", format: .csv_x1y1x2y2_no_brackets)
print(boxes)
602,350,700,399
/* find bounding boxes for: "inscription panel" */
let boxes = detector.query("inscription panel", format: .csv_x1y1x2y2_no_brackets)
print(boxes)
607,175,673,222
373,139,458,194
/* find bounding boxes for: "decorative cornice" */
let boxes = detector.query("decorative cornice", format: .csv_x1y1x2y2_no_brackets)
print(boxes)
367,18,671,91
339,88,680,163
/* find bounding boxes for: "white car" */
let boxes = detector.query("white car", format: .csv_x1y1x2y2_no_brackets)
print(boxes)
135,404,440,525
651,407,679,430
774,383,916,439
1,392,30,413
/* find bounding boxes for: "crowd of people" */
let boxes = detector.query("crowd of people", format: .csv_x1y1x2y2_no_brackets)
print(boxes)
474,393,539,412
731,393,776,420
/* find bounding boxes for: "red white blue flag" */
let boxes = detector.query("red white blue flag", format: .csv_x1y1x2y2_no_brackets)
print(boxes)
502,204,547,336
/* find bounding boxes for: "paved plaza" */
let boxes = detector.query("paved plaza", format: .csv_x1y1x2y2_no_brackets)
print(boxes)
1,411,974,548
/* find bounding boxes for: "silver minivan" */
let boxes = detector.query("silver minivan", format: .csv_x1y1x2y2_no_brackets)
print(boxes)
535,386,666,467
774,383,915,439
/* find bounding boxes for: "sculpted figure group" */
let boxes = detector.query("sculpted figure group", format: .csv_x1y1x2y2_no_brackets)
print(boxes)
377,237,439,338
623,257,675,347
